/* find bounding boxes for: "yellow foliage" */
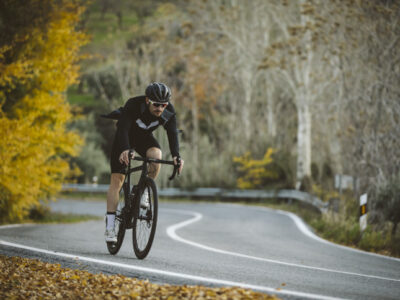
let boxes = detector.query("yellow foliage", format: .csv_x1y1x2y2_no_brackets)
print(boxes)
0,1,88,222
234,148,279,189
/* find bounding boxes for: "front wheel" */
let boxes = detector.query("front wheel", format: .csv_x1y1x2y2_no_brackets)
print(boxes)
132,177,158,259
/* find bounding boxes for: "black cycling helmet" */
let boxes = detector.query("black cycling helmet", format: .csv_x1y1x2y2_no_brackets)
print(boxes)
145,82,171,103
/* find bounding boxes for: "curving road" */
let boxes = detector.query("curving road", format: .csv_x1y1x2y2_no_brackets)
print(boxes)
1,199,400,300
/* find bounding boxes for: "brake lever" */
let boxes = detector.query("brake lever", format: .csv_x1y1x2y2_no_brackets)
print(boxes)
128,149,135,159
168,167,177,181
168,157,181,181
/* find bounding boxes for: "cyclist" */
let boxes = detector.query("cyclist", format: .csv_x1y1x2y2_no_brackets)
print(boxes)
105,82,184,242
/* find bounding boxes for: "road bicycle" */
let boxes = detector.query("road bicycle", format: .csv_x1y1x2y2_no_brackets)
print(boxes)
107,150,180,259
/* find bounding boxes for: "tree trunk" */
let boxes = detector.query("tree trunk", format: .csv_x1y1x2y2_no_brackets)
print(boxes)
191,98,199,183
296,101,312,188
392,222,398,238
241,67,253,141
267,86,276,138
243,87,251,140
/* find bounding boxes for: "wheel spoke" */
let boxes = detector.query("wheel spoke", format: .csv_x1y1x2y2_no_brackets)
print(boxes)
136,187,153,250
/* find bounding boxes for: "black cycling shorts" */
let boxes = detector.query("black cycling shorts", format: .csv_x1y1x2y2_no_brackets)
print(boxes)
110,132,161,174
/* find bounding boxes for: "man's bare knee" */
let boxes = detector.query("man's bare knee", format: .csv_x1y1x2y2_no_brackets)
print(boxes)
146,147,162,159
111,173,125,184
146,148,162,179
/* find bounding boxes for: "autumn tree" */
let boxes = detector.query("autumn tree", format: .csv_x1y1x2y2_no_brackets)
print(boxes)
94,3,230,186
0,0,88,222
257,0,344,188
186,0,277,143
341,2,400,185
74,0,400,204
335,1,400,231
172,23,227,185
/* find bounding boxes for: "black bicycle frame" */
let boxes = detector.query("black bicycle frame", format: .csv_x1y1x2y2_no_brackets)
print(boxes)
126,151,178,183
122,151,179,225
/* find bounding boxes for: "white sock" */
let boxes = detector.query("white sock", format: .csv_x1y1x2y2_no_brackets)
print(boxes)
106,214,115,231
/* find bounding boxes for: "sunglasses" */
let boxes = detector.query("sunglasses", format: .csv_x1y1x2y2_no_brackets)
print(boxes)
149,99,168,108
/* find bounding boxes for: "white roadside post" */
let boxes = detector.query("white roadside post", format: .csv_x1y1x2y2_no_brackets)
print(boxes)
92,176,98,186
359,194,368,231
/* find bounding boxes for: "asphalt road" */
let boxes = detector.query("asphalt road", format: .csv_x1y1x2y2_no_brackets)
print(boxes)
1,199,399,300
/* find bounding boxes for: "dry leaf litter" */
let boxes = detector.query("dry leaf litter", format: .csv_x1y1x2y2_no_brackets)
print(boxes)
0,255,281,299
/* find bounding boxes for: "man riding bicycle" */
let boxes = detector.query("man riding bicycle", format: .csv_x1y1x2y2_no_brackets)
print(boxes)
105,82,184,242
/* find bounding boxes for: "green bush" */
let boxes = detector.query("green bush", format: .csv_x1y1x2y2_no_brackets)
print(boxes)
370,176,400,238
28,205,51,221
359,227,390,252
305,191,400,257
317,218,360,246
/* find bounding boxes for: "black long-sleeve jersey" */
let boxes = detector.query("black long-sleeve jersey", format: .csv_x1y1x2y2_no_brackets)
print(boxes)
115,96,179,157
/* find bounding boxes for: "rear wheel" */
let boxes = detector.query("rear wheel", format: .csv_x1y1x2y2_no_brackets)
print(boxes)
132,177,158,259
107,198,126,255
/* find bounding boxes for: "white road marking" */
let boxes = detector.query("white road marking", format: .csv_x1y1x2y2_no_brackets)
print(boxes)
0,239,343,300
0,223,35,229
164,208,400,282
1,204,399,300
250,205,400,262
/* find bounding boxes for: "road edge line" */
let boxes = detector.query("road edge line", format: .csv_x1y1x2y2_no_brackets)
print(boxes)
0,238,344,300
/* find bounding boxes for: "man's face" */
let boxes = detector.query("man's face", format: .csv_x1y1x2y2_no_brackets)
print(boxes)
147,98,167,117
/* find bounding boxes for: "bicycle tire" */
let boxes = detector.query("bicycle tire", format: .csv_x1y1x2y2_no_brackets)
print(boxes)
132,177,158,259
107,200,127,255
